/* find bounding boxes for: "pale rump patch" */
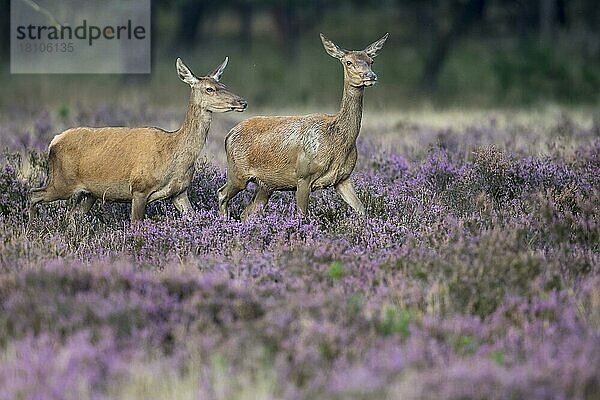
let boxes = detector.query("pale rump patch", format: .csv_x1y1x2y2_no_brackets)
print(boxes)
48,133,64,149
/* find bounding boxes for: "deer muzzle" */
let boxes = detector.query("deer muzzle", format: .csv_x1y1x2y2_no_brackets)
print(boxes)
362,71,378,86
232,99,248,112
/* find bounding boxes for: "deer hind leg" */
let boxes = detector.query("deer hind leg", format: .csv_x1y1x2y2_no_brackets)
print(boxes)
241,185,273,221
28,187,46,222
335,179,366,216
218,175,246,218
71,192,96,215
295,178,311,215
172,191,192,215
79,194,96,214
28,185,75,223
131,191,149,222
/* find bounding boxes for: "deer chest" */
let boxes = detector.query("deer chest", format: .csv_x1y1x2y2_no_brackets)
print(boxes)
148,165,194,202
312,148,357,189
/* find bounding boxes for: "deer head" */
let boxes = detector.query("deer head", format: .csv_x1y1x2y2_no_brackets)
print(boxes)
320,33,389,88
176,57,248,112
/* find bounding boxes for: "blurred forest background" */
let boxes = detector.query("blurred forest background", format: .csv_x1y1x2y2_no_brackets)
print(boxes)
0,0,599,110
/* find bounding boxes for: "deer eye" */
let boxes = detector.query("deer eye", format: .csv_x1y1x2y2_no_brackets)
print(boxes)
206,87,215,93
345,60,352,66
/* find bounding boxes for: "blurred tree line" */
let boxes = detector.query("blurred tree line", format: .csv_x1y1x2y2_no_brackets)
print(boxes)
1,0,598,104
150,0,599,91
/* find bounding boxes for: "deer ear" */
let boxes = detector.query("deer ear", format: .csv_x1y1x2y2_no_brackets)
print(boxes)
364,33,389,58
209,57,228,82
320,33,346,59
176,58,198,85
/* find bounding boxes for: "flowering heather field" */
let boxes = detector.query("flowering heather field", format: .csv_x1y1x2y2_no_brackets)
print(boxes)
0,105,599,399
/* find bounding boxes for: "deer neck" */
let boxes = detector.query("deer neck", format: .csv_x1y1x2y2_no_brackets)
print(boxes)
176,96,212,160
334,81,364,144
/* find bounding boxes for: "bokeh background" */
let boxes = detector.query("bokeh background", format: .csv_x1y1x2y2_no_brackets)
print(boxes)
1,0,599,110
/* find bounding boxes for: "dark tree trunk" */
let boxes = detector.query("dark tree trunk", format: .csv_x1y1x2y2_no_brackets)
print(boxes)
415,1,435,47
177,1,205,46
0,0,9,64
238,2,253,52
419,0,486,92
272,4,300,59
539,0,557,43
556,0,567,27
517,0,539,41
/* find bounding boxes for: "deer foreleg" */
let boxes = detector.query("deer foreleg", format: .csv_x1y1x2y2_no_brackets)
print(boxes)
296,178,311,215
173,191,193,214
335,179,365,216
241,185,272,221
131,192,148,221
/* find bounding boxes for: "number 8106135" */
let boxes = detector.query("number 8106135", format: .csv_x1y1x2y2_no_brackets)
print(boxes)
19,42,74,53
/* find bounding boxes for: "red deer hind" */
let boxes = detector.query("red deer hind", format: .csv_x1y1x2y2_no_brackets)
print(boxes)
219,33,388,219
29,57,247,222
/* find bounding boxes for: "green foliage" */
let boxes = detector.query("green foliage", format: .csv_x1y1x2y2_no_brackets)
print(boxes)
376,305,414,338
57,103,71,119
451,334,478,356
328,260,345,280
489,350,505,365
493,44,600,104
348,293,365,316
